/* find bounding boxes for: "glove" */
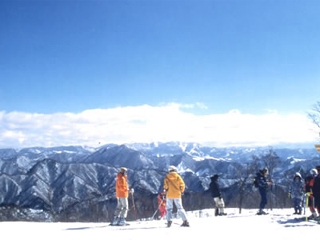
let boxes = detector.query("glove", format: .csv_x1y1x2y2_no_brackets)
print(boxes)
288,193,291,199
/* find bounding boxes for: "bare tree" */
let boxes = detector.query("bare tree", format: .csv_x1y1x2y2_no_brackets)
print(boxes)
262,147,281,179
234,155,262,213
261,147,281,210
308,101,320,152
234,163,250,213
251,154,261,173
308,101,320,130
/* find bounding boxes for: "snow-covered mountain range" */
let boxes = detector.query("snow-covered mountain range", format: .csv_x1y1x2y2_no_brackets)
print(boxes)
0,142,319,222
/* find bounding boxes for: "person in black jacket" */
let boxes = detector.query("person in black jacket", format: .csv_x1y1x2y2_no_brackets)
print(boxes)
256,168,272,215
209,174,226,216
304,168,318,219
312,166,320,219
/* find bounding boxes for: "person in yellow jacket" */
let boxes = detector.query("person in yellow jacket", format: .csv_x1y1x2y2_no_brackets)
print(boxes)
111,167,132,226
163,165,189,227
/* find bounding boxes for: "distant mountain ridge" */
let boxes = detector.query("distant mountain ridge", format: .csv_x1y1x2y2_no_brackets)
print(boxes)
0,142,319,222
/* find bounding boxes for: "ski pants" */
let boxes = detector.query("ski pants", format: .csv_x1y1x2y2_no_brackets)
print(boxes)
114,197,128,218
307,196,317,214
259,188,268,211
292,197,302,213
159,206,167,218
314,196,320,213
213,197,225,214
166,198,188,222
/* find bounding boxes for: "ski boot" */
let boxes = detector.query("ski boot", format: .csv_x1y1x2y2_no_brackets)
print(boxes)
181,220,190,227
257,209,268,215
215,208,219,216
110,216,119,226
118,217,126,226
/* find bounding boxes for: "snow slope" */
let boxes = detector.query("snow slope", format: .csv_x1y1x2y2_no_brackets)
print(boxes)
0,208,318,240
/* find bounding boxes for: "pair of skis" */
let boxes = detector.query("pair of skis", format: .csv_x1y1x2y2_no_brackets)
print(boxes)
295,193,319,224
294,216,320,224
109,223,130,226
109,188,136,226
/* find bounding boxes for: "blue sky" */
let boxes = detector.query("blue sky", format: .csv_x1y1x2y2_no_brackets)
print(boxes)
1,0,320,149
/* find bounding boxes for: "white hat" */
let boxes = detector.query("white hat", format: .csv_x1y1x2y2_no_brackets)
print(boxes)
295,172,301,178
310,169,318,175
120,167,127,172
168,165,177,172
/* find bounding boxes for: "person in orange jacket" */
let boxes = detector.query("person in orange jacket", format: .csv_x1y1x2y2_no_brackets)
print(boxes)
111,167,132,226
157,192,167,219
163,165,189,227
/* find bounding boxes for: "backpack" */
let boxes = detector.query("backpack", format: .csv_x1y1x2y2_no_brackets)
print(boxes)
253,176,259,188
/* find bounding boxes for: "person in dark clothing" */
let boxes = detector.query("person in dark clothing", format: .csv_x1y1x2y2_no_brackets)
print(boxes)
312,166,320,218
209,174,226,216
256,168,272,215
304,168,318,219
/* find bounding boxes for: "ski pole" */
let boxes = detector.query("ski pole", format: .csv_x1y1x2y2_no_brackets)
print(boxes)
150,208,159,220
151,198,165,220
150,193,167,221
303,193,306,216
305,192,309,221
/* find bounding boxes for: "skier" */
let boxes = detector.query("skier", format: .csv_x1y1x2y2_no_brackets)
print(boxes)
304,168,318,219
288,172,304,215
157,192,167,219
256,168,272,215
312,166,320,219
111,167,132,226
163,165,190,227
209,174,227,216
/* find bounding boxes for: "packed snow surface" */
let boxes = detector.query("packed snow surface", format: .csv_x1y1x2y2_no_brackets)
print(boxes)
1,208,318,240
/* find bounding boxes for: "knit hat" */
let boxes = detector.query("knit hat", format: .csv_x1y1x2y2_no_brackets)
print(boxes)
211,174,219,181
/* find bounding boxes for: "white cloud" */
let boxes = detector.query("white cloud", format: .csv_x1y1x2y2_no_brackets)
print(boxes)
0,103,318,149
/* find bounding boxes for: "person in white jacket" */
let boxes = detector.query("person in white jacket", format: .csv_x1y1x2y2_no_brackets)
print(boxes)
288,172,304,215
